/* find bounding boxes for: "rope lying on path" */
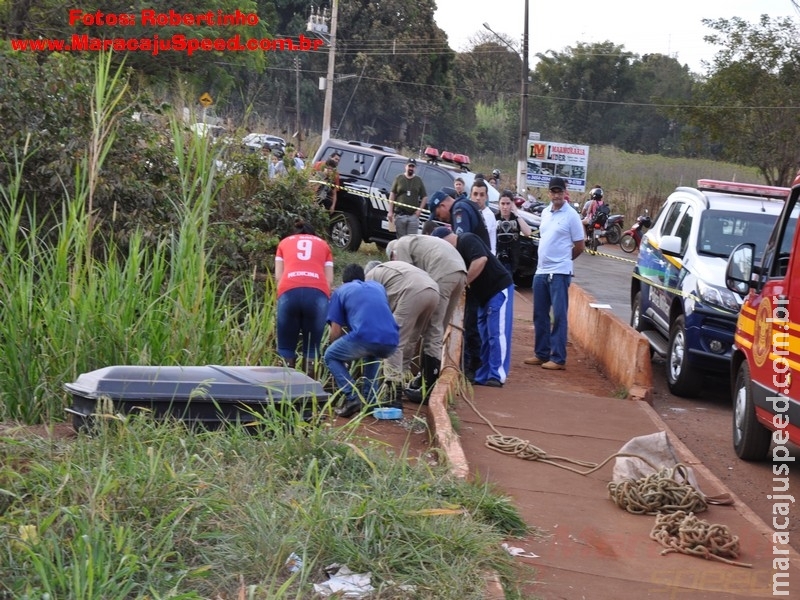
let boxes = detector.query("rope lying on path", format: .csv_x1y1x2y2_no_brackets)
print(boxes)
650,511,752,568
464,394,660,476
607,463,707,515
461,392,751,567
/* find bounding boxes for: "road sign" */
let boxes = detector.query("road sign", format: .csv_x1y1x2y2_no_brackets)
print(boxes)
199,92,213,107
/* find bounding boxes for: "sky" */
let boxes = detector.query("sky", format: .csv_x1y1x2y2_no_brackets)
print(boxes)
434,0,798,74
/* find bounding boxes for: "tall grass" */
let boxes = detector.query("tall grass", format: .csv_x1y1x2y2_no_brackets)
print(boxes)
0,54,277,424
0,416,531,598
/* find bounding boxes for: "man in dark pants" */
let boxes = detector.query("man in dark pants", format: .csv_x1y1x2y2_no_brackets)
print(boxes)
431,227,514,387
429,181,491,381
387,158,428,238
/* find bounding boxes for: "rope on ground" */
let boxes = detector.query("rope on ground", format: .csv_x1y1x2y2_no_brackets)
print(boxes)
649,510,752,568
463,393,659,475
607,463,707,515
458,376,753,567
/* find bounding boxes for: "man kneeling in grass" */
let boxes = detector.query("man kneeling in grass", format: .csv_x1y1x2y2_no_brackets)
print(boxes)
324,263,400,418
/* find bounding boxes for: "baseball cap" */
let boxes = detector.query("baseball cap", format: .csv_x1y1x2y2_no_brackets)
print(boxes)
441,186,456,199
428,190,447,212
548,176,567,191
407,157,417,165
431,226,453,239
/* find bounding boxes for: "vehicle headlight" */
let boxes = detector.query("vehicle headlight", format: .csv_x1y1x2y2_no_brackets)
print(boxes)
696,279,740,312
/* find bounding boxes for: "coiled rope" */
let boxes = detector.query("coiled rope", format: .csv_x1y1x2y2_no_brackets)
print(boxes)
464,393,659,476
650,510,752,568
462,390,748,567
607,464,707,515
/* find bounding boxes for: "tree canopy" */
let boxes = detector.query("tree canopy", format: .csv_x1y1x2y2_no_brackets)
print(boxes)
678,15,800,186
2,3,798,181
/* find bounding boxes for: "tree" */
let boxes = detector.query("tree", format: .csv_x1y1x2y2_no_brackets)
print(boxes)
533,41,637,145
332,0,454,148
680,15,800,186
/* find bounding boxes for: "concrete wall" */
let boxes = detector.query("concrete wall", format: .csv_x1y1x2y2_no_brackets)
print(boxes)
568,284,653,402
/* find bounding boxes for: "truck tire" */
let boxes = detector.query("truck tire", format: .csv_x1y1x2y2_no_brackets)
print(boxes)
732,361,772,460
666,314,702,397
513,270,533,289
329,211,363,251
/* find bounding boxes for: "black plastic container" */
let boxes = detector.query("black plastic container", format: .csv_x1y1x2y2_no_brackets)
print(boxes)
64,365,329,430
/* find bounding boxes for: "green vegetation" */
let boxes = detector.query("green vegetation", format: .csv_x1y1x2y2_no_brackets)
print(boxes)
0,416,532,598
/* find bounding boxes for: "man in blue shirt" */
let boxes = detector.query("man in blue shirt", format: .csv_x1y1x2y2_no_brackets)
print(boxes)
525,176,585,370
325,263,400,417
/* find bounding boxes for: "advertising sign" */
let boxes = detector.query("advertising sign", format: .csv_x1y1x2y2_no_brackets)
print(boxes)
527,140,589,192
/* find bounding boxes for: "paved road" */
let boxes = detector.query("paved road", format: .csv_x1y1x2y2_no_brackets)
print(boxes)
572,243,636,323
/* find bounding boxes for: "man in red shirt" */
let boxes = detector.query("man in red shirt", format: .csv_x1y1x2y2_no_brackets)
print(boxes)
274,221,334,369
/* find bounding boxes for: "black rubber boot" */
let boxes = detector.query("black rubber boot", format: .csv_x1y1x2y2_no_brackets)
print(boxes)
405,355,441,404
335,397,363,418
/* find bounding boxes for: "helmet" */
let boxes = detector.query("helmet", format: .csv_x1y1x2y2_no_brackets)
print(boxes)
492,169,501,178
590,187,604,200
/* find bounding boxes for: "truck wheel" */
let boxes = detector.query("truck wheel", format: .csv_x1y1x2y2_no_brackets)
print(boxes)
329,211,363,251
605,224,622,245
666,315,702,397
732,361,772,460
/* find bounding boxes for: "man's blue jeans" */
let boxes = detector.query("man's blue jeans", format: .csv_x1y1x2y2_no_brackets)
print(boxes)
533,273,572,365
324,334,397,404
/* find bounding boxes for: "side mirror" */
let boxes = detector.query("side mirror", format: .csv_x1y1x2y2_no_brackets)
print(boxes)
725,243,755,295
660,235,683,257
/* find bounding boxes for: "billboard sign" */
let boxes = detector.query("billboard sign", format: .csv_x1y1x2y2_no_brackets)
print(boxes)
527,140,589,192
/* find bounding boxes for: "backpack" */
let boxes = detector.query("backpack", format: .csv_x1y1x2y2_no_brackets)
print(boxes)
593,203,610,227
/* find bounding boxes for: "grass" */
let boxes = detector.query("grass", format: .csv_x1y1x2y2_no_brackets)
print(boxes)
0,416,533,598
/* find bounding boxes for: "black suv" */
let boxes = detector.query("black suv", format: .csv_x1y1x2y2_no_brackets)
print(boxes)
312,139,538,287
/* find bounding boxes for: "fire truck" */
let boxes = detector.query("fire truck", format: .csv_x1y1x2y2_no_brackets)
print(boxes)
725,177,800,460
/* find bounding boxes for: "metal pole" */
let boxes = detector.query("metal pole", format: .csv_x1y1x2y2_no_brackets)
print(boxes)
295,57,301,153
321,0,338,144
518,0,529,195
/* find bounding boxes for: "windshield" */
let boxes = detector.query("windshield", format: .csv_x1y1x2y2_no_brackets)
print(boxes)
697,209,778,259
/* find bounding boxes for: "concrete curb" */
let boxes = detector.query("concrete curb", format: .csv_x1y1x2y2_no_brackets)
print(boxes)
567,284,653,402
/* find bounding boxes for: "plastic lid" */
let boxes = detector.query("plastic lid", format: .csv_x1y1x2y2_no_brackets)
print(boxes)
373,407,403,420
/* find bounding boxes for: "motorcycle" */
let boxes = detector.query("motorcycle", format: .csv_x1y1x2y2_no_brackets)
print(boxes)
584,213,624,251
619,212,653,253
604,214,624,245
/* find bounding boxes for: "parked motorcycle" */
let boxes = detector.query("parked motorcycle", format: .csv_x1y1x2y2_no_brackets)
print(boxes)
619,212,652,253
584,213,624,251
604,214,624,245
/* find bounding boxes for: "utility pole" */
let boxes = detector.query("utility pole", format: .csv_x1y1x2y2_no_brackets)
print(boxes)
321,0,338,144
519,0,529,196
294,56,301,154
